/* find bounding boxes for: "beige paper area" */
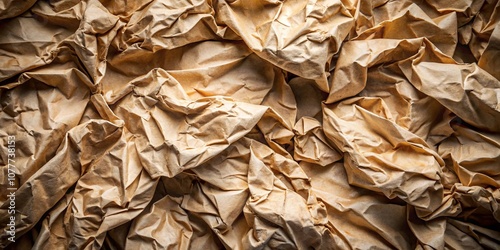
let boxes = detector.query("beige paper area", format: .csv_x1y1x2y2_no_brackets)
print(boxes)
1,0,499,249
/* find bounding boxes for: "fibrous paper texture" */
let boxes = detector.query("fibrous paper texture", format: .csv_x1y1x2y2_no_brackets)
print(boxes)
1,0,500,249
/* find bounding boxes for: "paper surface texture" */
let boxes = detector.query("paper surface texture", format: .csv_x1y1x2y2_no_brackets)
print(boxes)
1,0,499,249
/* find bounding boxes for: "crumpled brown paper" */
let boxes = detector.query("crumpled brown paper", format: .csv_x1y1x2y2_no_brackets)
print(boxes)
1,0,500,249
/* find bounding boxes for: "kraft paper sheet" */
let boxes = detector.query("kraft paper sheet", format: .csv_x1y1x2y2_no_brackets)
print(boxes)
1,0,499,249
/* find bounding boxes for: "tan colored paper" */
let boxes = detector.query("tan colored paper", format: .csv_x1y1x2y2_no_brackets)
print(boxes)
1,0,500,249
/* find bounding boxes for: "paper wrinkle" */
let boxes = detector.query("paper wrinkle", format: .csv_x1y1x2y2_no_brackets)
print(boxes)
302,161,416,249
215,0,354,92
0,0,37,20
293,117,342,166
444,217,500,249
1,0,500,249
478,21,500,80
354,4,458,57
122,0,220,52
323,98,444,218
439,125,500,188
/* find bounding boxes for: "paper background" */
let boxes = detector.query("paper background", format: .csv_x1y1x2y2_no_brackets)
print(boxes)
1,0,499,249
